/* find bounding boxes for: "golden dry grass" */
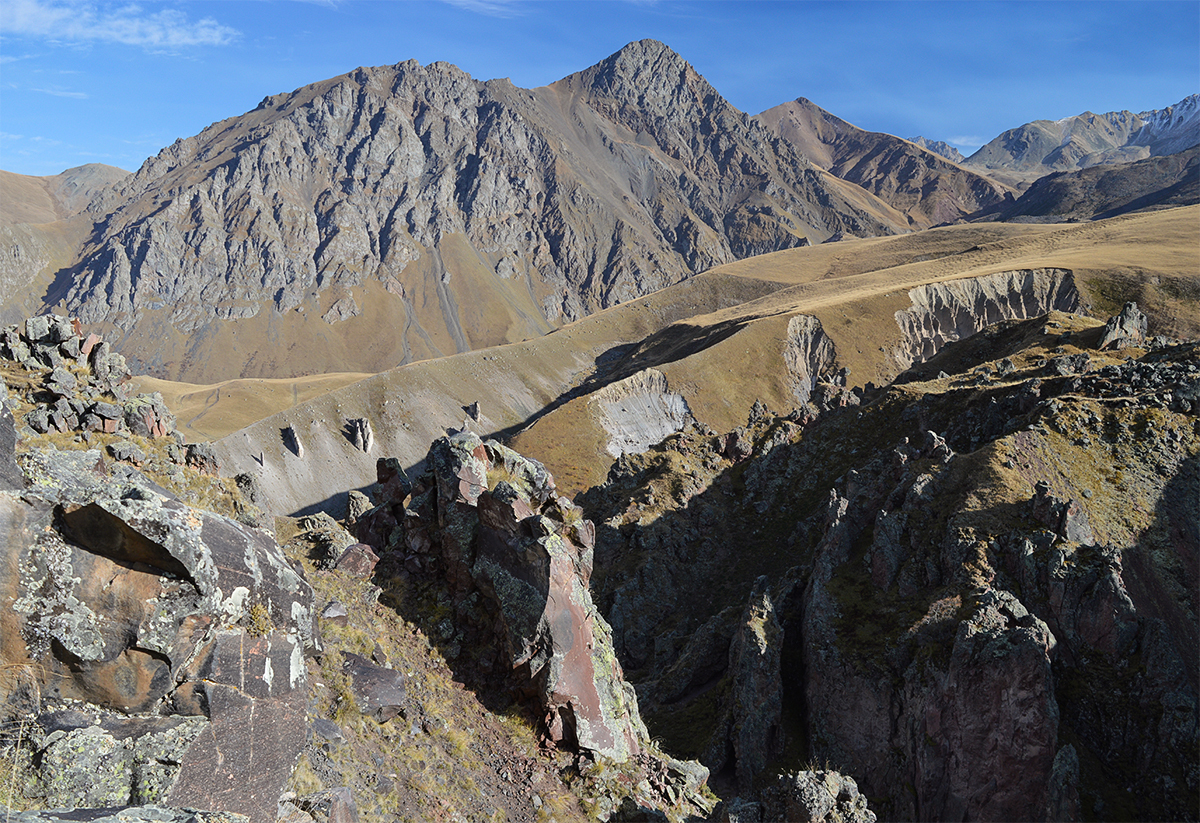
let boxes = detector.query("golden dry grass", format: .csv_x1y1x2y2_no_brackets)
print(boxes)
174,207,1197,514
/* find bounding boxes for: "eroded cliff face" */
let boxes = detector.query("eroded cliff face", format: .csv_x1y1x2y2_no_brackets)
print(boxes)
593,369,694,458
582,310,1198,820
893,268,1082,370
54,40,908,382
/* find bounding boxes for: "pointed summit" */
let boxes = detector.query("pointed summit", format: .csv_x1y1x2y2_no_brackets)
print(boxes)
568,39,721,117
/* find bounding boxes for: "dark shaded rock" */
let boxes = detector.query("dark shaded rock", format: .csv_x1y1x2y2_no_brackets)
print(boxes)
1099,301,1148,350
340,652,406,722
760,770,876,823
298,787,359,823
728,576,783,794
311,718,345,745
333,543,379,578
1049,352,1091,375
11,808,249,823
713,797,763,822
1030,480,1094,544
606,796,669,822
185,443,220,476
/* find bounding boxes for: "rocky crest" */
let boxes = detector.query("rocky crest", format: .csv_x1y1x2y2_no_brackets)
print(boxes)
581,308,1198,820
50,40,908,383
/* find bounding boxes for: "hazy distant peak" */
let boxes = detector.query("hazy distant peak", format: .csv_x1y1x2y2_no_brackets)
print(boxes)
907,136,966,164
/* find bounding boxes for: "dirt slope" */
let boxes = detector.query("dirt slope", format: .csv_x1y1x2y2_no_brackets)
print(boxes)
195,207,1197,514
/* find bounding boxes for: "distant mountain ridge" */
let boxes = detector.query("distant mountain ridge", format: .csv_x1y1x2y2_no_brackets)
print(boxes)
755,98,1013,228
976,144,1200,223
42,40,914,382
907,136,966,164
963,93,1200,185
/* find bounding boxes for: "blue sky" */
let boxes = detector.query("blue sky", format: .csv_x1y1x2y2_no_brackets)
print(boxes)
1,0,1197,177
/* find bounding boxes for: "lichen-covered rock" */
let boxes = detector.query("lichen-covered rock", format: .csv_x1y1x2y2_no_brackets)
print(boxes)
0,401,22,491
759,770,876,823
1,448,316,823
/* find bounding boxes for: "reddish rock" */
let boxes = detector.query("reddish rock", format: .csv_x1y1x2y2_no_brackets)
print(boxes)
334,542,380,578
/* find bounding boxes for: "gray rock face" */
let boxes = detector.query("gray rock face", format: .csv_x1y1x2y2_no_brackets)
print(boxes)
1,447,316,822
784,314,838,406
1099,301,1149,350
892,268,1082,370
56,40,906,381
593,369,694,458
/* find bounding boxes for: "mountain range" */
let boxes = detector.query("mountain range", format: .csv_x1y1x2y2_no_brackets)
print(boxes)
1,40,1194,385
0,37,1196,823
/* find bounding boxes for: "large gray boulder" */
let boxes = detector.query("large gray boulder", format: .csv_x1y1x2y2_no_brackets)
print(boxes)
1,448,316,823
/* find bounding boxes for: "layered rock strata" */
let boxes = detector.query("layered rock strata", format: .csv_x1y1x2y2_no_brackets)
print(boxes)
355,434,650,762
1,447,316,822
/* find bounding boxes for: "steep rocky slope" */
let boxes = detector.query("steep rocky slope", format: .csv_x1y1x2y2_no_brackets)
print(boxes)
578,306,1198,820
964,93,1200,187
44,40,909,384
200,207,1198,516
0,165,129,327
0,317,721,823
756,98,1013,228
976,144,1200,223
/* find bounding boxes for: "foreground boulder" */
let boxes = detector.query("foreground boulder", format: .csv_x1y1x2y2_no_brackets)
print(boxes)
358,432,648,762
1,448,317,822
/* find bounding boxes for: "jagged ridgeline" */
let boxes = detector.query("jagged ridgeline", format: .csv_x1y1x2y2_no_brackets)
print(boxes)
48,40,908,383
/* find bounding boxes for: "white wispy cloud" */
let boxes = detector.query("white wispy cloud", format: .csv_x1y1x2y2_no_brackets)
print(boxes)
440,0,524,19
948,135,983,147
1,0,239,48
31,86,87,98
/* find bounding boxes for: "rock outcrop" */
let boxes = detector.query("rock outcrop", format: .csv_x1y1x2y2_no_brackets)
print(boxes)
583,309,1198,820
356,434,649,762
892,268,1082,369
1,447,316,822
593,369,694,458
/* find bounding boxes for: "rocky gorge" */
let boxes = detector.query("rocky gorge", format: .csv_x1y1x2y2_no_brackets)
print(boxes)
0,33,1196,823
1,290,1195,822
